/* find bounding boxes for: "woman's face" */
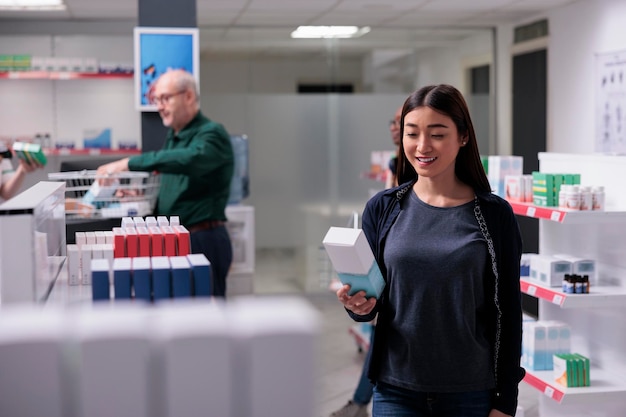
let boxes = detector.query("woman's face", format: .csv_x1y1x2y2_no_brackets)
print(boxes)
402,106,466,181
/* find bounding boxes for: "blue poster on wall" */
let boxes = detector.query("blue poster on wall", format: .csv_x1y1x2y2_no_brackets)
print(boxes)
133,27,199,112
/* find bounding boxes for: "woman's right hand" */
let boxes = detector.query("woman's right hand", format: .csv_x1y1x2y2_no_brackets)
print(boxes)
336,284,377,315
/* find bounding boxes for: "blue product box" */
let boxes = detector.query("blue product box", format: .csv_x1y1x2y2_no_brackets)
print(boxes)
170,256,191,298
132,257,151,302
337,262,385,298
91,259,111,301
151,256,171,300
113,258,132,299
186,253,211,297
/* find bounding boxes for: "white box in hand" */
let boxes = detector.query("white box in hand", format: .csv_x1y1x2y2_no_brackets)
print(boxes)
322,227,385,298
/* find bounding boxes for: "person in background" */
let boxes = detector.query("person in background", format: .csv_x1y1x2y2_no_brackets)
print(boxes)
330,105,404,417
97,69,234,297
336,84,524,417
0,148,42,201
384,106,403,190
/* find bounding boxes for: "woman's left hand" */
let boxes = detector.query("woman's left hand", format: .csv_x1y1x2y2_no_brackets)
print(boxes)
489,409,511,417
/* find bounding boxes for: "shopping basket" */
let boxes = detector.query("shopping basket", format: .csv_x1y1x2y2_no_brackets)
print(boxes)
47,170,160,219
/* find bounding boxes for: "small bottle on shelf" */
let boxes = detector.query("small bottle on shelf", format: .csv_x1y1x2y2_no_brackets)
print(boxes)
592,186,605,211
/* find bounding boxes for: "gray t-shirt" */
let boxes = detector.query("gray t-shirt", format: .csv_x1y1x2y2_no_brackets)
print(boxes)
379,191,494,392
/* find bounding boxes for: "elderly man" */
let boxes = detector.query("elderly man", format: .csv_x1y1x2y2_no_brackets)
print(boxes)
98,69,234,297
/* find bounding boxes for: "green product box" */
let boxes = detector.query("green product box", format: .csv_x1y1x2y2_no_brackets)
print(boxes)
480,156,488,175
572,353,590,387
12,54,31,71
532,172,556,206
0,54,14,71
12,142,47,166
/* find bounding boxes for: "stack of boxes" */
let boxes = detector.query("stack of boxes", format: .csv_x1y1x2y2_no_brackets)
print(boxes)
487,155,523,198
553,353,591,387
522,320,571,371
529,254,596,289
531,172,580,207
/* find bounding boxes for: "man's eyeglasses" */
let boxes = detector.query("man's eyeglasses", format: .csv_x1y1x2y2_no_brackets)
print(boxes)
389,120,400,127
150,90,186,105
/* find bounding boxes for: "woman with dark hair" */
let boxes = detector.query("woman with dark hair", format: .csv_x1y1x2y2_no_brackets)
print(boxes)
336,84,524,417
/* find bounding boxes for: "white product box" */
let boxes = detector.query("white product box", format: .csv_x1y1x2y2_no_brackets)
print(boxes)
157,215,169,227
73,306,151,417
322,227,385,298
153,302,232,417
505,175,525,202
322,227,374,274
85,231,96,245
67,244,81,285
523,321,548,370
80,244,93,285
553,254,596,285
0,308,66,417
488,155,523,197
94,231,107,245
169,215,180,226
133,216,146,228
530,255,571,287
523,175,533,202
229,296,320,417
145,216,157,228
75,231,87,247
121,216,134,228
103,230,114,245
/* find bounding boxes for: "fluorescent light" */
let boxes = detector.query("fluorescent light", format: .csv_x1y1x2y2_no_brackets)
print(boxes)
291,26,371,39
0,0,65,10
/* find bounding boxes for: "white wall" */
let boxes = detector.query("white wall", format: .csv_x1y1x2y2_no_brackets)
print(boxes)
200,55,364,94
547,0,626,153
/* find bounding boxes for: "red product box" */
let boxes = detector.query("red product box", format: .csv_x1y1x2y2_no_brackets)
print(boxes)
136,226,151,257
160,225,177,257
173,225,190,256
112,227,126,258
125,227,139,258
148,226,163,256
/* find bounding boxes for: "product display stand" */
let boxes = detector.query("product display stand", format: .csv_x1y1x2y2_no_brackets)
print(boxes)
515,153,626,417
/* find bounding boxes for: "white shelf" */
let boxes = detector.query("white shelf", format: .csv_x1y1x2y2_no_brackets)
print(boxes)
523,367,626,405
520,278,626,308
509,201,626,224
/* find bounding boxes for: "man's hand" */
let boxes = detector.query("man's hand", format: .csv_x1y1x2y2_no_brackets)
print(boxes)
96,158,130,185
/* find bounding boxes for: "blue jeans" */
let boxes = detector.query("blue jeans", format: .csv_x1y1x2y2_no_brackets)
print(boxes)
190,225,233,298
353,325,376,405
372,382,492,417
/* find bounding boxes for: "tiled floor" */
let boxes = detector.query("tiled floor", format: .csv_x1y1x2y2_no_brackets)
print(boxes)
247,248,540,417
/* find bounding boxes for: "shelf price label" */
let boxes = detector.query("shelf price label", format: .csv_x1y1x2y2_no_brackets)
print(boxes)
552,294,564,305
550,211,562,222
526,285,537,296
526,206,536,217
543,385,555,398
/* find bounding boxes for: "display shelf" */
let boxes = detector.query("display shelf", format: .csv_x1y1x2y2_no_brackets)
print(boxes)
508,201,626,224
520,278,626,308
46,148,141,156
523,368,626,405
0,71,133,80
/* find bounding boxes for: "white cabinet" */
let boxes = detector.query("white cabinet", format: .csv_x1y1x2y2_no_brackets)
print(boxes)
515,153,626,417
225,205,255,296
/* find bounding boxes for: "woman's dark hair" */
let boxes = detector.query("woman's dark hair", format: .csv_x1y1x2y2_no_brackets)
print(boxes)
396,84,491,193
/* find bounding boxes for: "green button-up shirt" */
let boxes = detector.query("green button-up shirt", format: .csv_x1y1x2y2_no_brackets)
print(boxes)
128,111,234,227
